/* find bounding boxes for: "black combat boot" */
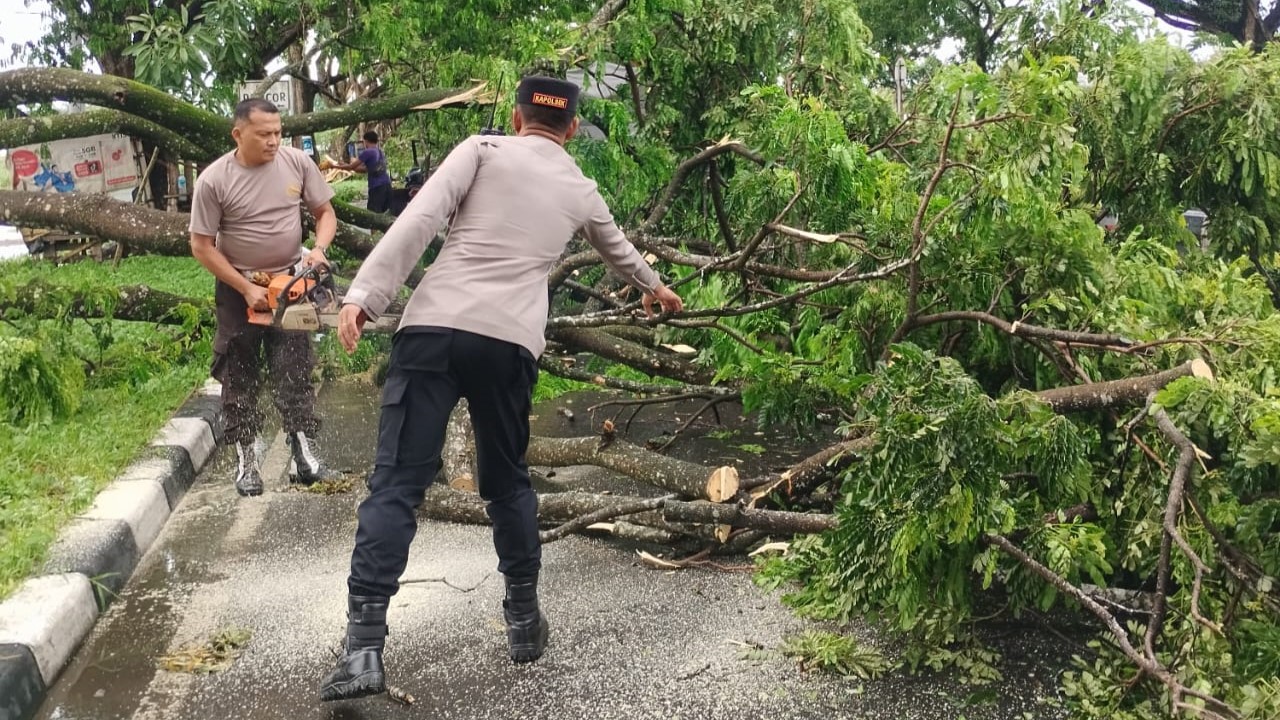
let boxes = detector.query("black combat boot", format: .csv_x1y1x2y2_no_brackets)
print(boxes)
287,431,341,485
319,594,388,702
503,574,549,663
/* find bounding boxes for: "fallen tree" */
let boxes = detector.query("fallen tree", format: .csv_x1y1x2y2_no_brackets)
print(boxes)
6,30,1280,717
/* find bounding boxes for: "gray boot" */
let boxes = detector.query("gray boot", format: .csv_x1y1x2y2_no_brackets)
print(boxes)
234,441,264,497
287,431,341,485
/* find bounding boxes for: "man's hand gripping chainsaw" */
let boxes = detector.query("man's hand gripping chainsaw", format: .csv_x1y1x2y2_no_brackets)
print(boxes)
245,263,341,331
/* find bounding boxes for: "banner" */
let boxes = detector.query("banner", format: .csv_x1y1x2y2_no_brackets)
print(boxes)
6,134,138,195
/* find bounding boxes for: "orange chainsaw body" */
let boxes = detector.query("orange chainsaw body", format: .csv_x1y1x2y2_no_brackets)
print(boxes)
245,267,332,331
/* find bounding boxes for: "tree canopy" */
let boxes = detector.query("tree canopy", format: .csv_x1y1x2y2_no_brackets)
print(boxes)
3,1,1280,717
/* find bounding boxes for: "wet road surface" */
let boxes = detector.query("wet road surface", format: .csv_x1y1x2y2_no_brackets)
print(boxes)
35,381,1068,720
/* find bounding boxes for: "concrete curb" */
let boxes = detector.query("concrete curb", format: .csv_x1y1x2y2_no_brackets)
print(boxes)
0,379,223,720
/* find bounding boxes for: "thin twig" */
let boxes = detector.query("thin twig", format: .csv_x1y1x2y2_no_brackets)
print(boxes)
730,185,806,271
400,573,490,593
656,393,743,451
670,319,766,354
1186,492,1280,617
642,141,766,232
587,392,720,412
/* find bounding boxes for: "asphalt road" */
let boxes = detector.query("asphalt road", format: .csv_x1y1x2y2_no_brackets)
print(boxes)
34,381,1068,720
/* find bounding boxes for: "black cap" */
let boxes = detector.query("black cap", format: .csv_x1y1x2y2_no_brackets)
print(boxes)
516,76,579,115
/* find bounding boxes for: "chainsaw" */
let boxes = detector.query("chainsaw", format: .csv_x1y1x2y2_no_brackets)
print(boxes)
245,263,342,331
245,262,403,333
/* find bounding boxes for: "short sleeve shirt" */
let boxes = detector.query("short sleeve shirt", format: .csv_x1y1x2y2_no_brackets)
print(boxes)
359,147,391,189
189,147,335,273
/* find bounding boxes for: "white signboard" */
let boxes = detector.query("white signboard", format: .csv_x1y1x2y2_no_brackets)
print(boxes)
6,134,138,195
237,77,294,116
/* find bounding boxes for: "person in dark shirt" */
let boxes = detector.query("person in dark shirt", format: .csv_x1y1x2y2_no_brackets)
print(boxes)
336,131,392,213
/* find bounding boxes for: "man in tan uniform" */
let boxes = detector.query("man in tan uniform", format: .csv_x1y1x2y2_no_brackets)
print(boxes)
189,98,340,497
319,76,683,701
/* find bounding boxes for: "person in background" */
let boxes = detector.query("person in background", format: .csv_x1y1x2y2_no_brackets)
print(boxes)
334,130,392,214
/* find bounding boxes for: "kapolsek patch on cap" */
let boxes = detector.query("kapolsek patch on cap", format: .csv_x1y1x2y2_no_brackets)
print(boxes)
516,76,580,114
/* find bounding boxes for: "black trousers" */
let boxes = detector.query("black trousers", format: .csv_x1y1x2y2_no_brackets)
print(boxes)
348,328,540,598
367,183,392,214
211,280,319,446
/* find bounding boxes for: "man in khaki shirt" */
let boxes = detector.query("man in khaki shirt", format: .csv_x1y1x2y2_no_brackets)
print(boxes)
189,98,340,497
320,77,683,702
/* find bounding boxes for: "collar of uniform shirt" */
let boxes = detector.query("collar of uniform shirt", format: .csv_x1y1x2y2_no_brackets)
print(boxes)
518,127,566,146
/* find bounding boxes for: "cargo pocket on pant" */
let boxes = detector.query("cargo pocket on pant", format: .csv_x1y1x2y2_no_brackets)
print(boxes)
375,374,410,466
509,346,538,391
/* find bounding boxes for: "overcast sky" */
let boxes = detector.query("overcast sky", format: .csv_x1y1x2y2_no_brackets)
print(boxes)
0,0,1206,72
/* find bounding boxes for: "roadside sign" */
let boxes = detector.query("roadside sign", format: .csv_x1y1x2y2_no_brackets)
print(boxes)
237,77,294,116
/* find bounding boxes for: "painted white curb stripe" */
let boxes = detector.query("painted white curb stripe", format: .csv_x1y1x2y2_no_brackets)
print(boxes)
151,417,216,470
82,480,170,555
0,574,97,685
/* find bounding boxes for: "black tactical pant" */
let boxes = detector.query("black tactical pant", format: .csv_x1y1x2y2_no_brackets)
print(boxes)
212,280,320,446
348,327,540,598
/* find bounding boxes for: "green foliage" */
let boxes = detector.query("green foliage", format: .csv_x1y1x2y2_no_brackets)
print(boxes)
0,365,206,599
11,0,1280,713
1060,635,1168,720
0,335,84,425
0,256,212,297
901,618,1004,685
761,346,1093,628
1239,677,1280,720
532,373,593,404
316,333,387,378
1235,619,1280,682
0,257,211,598
329,179,367,206
123,0,253,103
779,629,896,678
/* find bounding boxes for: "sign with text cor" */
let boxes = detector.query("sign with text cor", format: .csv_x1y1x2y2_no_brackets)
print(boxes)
237,77,294,116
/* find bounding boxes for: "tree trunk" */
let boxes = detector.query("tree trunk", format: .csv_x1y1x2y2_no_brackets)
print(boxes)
1,191,379,258
442,401,477,492
3,281,214,326
419,486,711,539
280,85,486,138
662,500,837,533
0,68,231,144
526,435,739,501
418,485,835,538
0,110,209,163
420,485,654,526
332,202,395,232
546,326,714,385
0,191,189,254
0,68,477,164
